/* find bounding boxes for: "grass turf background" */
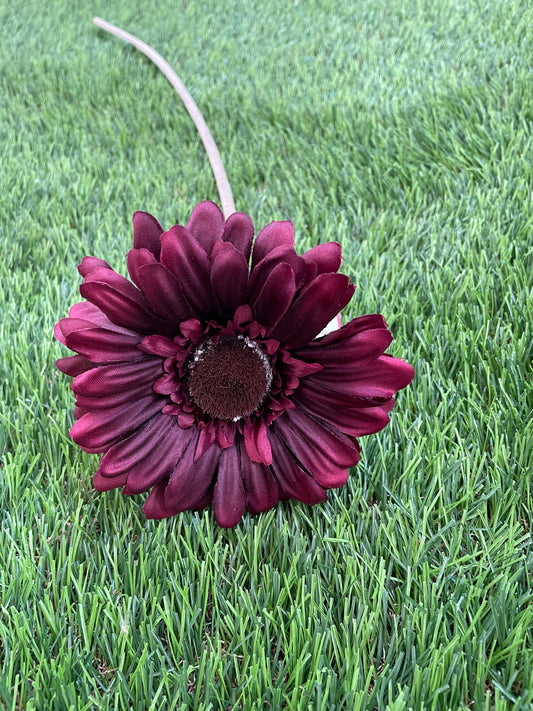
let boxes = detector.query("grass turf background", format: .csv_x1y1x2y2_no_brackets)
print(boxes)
1,0,532,709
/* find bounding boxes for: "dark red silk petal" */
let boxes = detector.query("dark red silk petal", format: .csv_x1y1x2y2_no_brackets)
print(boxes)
292,388,391,437
97,414,174,477
160,225,214,317
133,211,163,259
136,262,194,323
78,256,111,278
272,273,355,348
72,358,162,397
210,241,249,315
186,200,225,254
251,262,296,331
273,408,359,488
213,445,246,527
297,328,393,367
80,267,173,336
142,481,174,519
222,212,254,262
124,421,193,495
65,327,144,362
94,469,128,492
302,242,342,275
126,248,158,289
164,435,220,512
251,220,294,268
248,245,306,303
311,355,415,399
70,394,163,452
68,302,137,335
269,432,328,505
239,439,279,514
56,355,94,377
243,418,272,465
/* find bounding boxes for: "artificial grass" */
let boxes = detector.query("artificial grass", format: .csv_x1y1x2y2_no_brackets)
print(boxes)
1,0,532,709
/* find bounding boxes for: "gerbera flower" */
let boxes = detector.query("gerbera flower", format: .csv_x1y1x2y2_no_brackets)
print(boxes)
55,201,414,527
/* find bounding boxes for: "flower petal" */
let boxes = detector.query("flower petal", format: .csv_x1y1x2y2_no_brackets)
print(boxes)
94,469,128,492
133,211,163,259
222,212,254,262
136,262,194,323
302,242,342,275
311,354,415,399
272,273,355,348
186,200,225,254
272,408,359,488
70,394,163,452
160,225,214,317
238,439,279,514
56,355,94,377
243,418,272,465
164,434,220,512
251,262,296,331
80,267,173,335
210,241,249,316
292,384,392,437
269,431,328,505
78,256,111,278
72,359,162,397
124,420,193,495
213,445,245,527
65,327,144,362
127,247,158,289
251,220,294,268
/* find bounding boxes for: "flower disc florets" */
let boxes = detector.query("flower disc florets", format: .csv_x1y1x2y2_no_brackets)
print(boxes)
55,201,414,527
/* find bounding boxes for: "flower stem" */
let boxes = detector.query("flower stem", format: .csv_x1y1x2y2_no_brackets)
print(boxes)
92,17,236,219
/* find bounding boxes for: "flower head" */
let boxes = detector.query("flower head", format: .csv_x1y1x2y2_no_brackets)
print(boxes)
55,201,414,527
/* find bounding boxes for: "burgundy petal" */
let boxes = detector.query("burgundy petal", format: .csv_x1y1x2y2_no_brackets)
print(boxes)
251,262,296,331
124,420,193,495
213,445,246,527
302,242,342,275
56,355,94,377
243,418,272,465
127,248,158,289
142,481,174,519
97,414,174,477
248,245,306,303
251,220,294,268
70,394,163,452
239,439,279,514
136,262,194,323
65,327,144,363
210,241,249,315
160,225,214,317
269,431,328,505
222,212,254,262
94,469,128,492
292,386,391,437
164,434,220,512
133,211,163,259
186,200,225,254
273,408,359,488
68,302,137,335
138,334,181,358
78,256,111,278
72,359,162,397
273,273,355,348
311,354,415,399
298,328,393,368
80,267,173,336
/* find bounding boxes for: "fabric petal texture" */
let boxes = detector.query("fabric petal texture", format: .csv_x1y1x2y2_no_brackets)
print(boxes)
55,201,414,526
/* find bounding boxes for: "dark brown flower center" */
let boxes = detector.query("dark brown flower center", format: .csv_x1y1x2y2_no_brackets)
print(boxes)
188,336,272,421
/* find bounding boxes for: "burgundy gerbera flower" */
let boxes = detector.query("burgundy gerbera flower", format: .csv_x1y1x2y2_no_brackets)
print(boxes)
55,201,414,527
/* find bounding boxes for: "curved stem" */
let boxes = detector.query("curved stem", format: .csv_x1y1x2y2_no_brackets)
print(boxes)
93,17,236,219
